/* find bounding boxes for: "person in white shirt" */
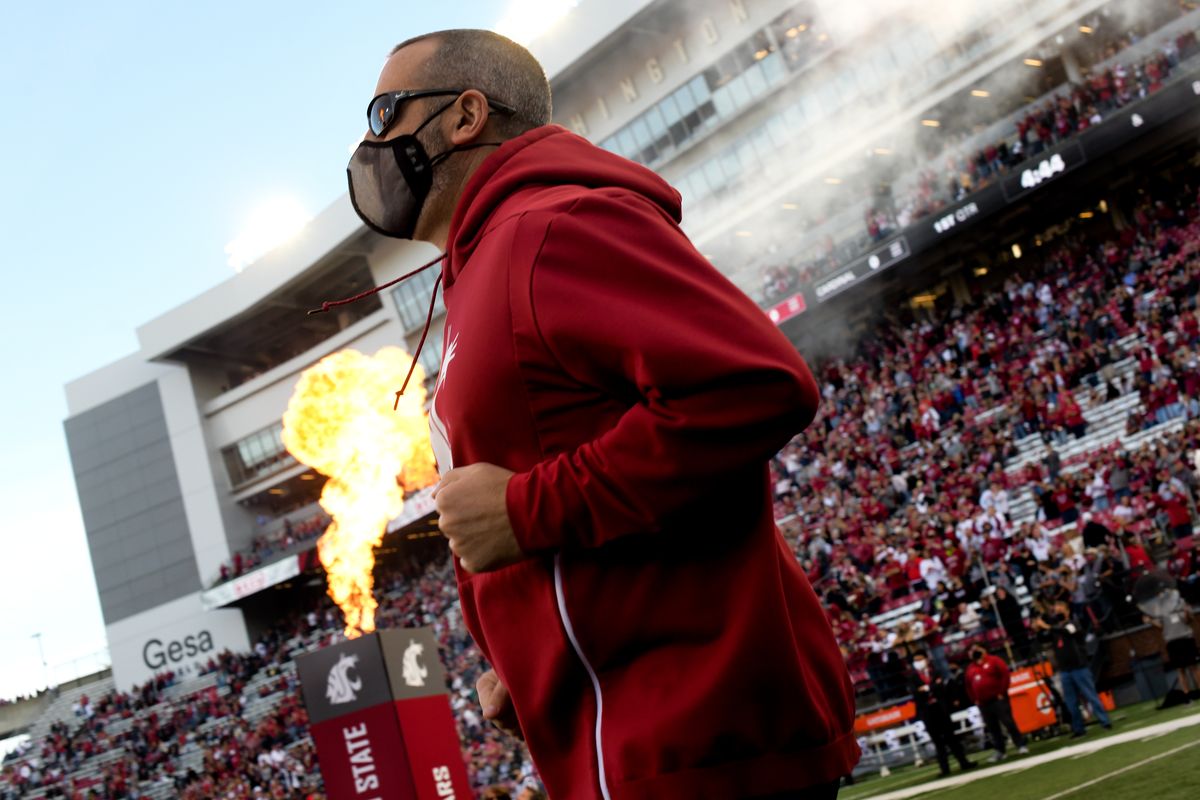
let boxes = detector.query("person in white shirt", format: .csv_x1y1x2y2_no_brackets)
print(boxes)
920,553,948,590
775,475,795,499
1088,472,1110,511
957,602,981,631
823,488,839,509
1037,283,1054,306
955,511,975,539
958,524,983,556
1026,527,1052,562
974,513,1007,538
1112,495,1135,522
979,481,1010,521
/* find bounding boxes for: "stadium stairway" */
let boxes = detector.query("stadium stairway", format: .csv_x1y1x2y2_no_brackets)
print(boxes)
1004,391,1142,477
21,675,116,744
1005,410,1188,527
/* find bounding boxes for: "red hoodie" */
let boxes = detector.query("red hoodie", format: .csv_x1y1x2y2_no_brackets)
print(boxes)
429,126,858,798
965,654,1011,704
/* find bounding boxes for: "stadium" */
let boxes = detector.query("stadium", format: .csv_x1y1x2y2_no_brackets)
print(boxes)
6,0,1200,797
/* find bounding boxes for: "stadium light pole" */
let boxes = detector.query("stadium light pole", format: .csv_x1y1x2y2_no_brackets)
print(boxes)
32,632,49,690
976,553,1016,665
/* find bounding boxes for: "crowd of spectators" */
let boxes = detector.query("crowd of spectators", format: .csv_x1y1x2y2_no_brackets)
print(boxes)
771,175,1200,701
762,264,806,305
213,510,329,587
890,39,1182,221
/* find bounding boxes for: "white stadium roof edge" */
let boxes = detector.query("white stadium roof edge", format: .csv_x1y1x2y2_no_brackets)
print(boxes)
102,0,655,378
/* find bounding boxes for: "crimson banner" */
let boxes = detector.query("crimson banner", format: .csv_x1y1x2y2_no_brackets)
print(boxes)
297,628,471,799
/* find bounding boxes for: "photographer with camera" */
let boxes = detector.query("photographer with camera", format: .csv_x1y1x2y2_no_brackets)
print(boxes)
1032,601,1113,738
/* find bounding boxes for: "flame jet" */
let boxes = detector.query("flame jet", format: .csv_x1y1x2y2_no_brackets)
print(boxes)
282,347,438,638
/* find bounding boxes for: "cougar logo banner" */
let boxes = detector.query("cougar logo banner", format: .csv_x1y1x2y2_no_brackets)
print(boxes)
402,640,428,688
326,653,364,705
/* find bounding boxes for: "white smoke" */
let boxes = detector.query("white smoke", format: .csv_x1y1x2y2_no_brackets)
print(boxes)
700,0,1184,360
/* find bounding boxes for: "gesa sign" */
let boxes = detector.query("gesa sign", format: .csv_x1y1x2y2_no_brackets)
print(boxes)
142,629,216,670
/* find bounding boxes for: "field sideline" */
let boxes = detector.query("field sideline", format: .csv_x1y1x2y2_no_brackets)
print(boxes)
842,701,1200,800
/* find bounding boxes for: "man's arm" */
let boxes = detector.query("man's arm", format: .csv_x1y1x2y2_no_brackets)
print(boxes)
963,668,978,704
505,194,819,552
994,657,1011,692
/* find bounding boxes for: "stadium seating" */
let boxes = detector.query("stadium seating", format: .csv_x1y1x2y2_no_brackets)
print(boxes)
772,173,1200,711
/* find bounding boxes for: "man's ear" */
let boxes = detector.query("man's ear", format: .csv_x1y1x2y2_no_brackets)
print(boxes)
448,90,491,146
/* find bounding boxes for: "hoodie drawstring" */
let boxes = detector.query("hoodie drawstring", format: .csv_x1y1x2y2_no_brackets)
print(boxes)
306,251,447,409
394,271,443,408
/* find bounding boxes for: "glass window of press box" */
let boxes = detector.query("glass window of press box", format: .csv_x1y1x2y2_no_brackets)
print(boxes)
599,31,791,169
597,3,821,170
417,338,442,385
593,0,1020,217
222,422,294,488
391,264,446,333
674,19,969,215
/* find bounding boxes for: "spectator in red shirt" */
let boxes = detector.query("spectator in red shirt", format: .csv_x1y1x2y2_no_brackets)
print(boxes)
1053,480,1079,526
1158,470,1195,541
965,645,1028,762
1062,394,1088,439
884,559,909,600
1122,532,1153,578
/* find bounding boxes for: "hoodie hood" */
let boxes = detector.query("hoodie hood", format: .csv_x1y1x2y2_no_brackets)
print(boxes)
444,124,681,285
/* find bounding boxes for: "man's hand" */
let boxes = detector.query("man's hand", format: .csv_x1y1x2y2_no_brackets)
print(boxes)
434,463,524,573
476,668,523,740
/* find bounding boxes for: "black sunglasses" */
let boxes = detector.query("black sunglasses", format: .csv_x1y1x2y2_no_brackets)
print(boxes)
367,88,517,137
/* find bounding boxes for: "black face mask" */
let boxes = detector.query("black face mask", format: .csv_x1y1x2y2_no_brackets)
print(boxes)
346,100,499,239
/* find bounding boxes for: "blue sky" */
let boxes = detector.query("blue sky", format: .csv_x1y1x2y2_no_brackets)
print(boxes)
0,0,516,701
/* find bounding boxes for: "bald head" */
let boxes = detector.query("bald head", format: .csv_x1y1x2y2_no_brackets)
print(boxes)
358,31,551,247
391,29,552,139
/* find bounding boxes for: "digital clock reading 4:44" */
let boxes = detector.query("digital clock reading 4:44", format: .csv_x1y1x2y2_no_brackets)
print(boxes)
1020,153,1067,190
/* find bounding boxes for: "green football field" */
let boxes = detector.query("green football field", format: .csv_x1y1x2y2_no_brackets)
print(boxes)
841,701,1200,800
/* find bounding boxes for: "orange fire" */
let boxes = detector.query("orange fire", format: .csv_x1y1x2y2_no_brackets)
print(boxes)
281,347,438,638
